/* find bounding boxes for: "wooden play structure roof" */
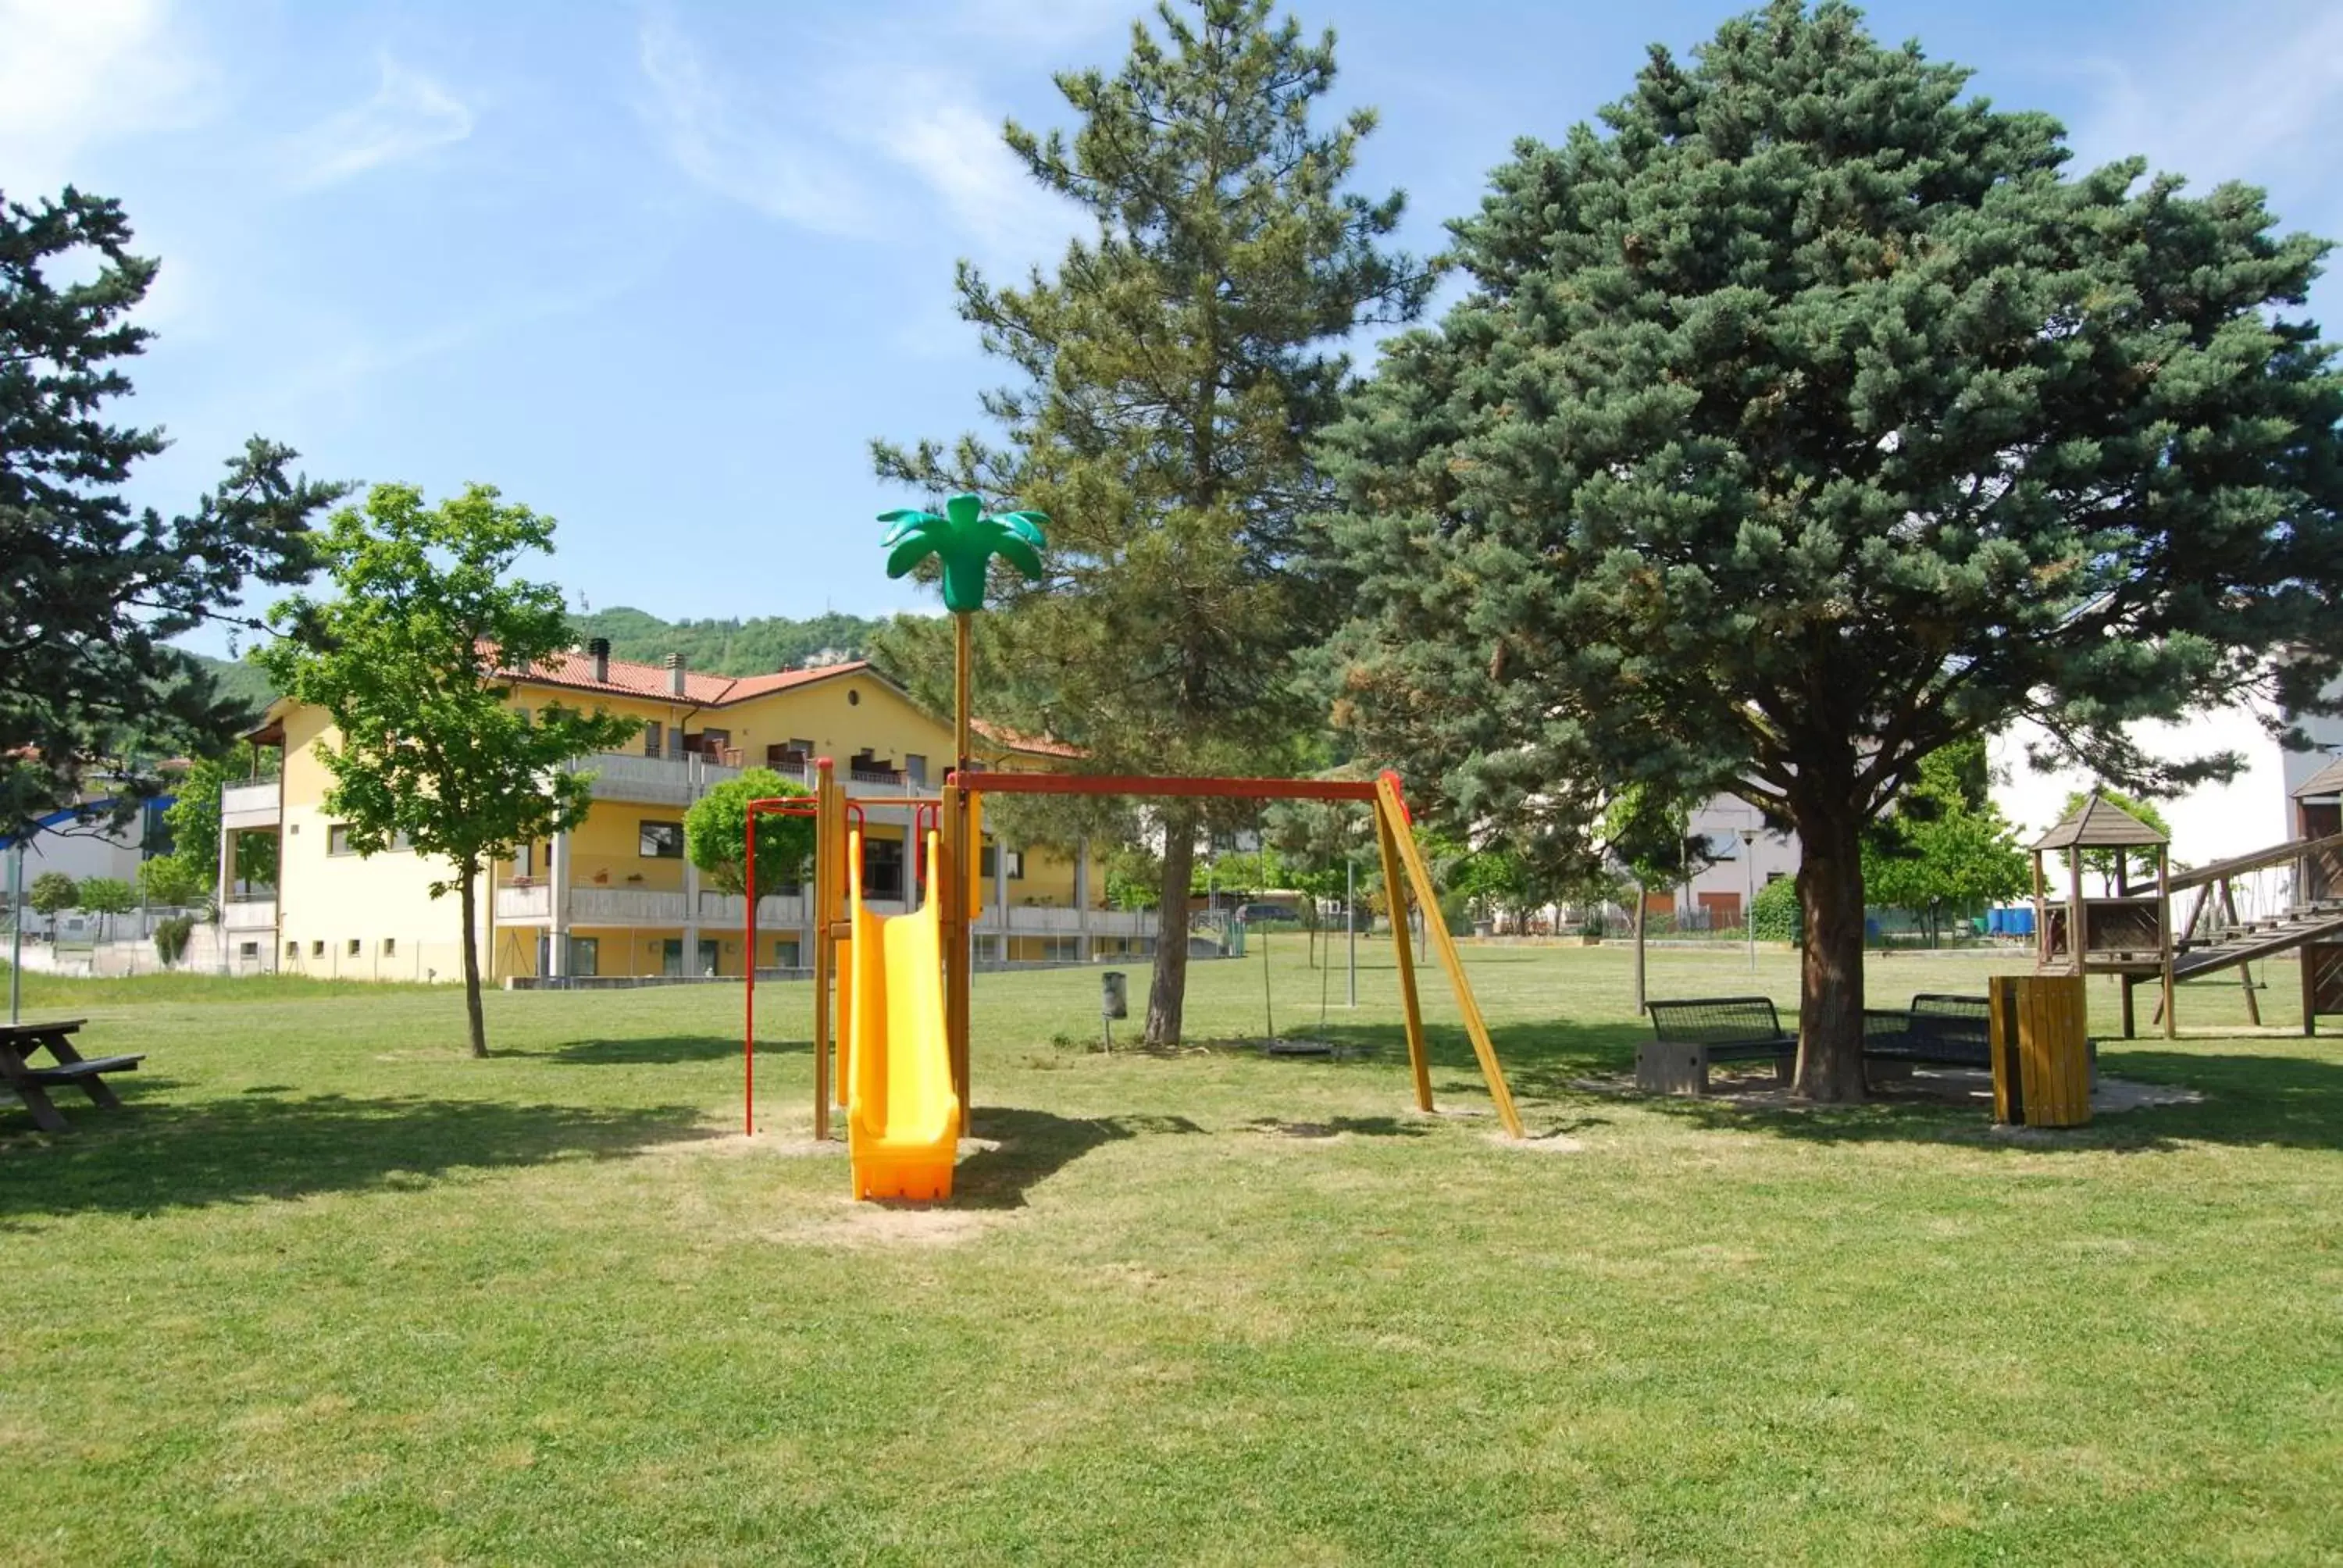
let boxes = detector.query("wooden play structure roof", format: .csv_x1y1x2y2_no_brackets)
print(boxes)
2291,755,2343,800
2031,791,2167,851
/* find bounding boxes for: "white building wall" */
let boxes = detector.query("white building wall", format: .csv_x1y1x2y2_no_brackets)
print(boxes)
1676,795,1798,922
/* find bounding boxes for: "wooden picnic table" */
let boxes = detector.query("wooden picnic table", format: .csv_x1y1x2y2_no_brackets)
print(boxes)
0,1020,145,1133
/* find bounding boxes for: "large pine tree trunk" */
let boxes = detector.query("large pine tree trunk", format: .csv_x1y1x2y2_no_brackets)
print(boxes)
458,864,489,1059
1791,798,1867,1101
1146,809,1197,1046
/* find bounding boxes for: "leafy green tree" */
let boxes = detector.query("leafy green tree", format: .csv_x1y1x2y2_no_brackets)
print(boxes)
137,855,205,910
685,769,815,897
872,0,1432,1046
160,745,280,900
1321,2,2343,1098
2052,786,2174,893
260,483,640,1057
1,187,341,846
1862,739,2030,943
1102,844,1164,911
76,875,134,942
27,871,76,946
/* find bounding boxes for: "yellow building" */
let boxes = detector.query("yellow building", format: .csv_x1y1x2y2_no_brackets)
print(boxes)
217,643,1154,983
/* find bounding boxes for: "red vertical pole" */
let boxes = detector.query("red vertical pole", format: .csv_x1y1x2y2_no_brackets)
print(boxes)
745,805,757,1137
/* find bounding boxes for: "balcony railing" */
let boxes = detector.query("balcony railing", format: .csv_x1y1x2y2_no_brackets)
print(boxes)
569,751,741,806
220,780,282,829
494,883,553,921
221,896,278,932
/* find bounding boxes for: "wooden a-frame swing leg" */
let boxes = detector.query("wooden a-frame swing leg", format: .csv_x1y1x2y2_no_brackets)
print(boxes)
1374,777,1525,1139
1374,801,1434,1115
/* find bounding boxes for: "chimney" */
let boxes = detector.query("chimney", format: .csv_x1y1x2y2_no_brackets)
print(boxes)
665,652,686,697
587,637,611,683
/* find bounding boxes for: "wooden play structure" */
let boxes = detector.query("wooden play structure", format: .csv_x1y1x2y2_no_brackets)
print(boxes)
2031,786,2343,1037
740,494,1523,1201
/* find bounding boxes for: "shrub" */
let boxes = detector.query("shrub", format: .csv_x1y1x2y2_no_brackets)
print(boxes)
153,915,195,968
1753,876,1801,943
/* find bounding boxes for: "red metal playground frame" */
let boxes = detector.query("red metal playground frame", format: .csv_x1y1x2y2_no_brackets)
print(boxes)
741,766,1524,1142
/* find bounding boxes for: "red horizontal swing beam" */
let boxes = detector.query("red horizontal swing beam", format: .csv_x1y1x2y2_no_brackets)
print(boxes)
954,771,1381,803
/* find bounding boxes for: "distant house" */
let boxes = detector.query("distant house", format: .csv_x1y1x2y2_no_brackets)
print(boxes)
1662,796,1798,927
226,644,1143,982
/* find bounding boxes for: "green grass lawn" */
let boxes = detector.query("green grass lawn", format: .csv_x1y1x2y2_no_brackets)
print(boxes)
2,943,2338,1565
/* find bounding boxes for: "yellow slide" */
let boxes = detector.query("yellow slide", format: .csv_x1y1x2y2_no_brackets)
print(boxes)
846,828,961,1201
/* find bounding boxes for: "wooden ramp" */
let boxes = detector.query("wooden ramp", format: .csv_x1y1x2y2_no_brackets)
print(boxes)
2171,900,2343,980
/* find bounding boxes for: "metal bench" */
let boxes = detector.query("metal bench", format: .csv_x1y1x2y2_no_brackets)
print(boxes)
1863,992,2095,1089
1638,996,1796,1095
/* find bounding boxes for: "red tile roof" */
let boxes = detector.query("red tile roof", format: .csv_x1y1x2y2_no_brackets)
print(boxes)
505,653,869,709
972,718,1085,758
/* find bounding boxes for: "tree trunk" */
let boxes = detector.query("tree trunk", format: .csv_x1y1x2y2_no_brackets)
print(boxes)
1791,800,1867,1101
1146,808,1197,1046
458,863,489,1058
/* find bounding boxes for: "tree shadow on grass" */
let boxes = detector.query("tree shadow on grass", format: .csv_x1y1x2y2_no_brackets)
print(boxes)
543,1032,800,1066
952,1106,1204,1210
0,1089,715,1222
1629,1048,2343,1155
1246,1114,1431,1139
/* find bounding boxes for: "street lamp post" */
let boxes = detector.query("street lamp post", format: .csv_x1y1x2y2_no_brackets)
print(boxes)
1740,826,1760,974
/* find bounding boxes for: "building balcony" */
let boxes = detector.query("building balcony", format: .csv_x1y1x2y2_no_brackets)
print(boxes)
221,895,278,932
220,781,282,830
975,905,1154,938
492,884,815,928
568,751,742,807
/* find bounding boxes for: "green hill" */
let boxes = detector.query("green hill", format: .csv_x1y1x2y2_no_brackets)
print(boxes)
179,608,886,716
570,608,883,676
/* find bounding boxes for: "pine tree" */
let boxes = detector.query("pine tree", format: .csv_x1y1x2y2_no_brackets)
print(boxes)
872,0,1430,1044
1,187,341,843
1321,1,2343,1098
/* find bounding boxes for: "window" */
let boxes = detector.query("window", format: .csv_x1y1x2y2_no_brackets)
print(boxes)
569,936,598,977
311,940,325,957
240,942,259,960
515,706,531,726
979,846,1025,880
644,721,664,758
328,824,408,855
284,941,298,959
904,753,927,786
640,820,684,859
382,938,397,957
1043,936,1079,963
698,938,720,975
697,729,729,759
348,939,362,957
515,841,534,878
775,939,801,969
862,835,905,900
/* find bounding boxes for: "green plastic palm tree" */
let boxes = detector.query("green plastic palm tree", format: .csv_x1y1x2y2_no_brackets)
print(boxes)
879,493,1047,614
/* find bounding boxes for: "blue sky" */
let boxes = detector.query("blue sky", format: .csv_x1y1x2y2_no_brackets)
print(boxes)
9,0,2342,852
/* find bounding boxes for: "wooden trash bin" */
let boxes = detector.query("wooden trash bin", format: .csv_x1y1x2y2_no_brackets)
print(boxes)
1988,974,2092,1128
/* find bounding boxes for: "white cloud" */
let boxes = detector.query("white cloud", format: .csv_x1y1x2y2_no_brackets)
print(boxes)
634,12,876,236
2066,3,2343,198
633,10,1086,261
284,57,473,191
0,0,212,191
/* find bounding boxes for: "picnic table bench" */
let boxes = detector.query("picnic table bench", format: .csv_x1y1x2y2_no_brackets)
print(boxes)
0,1020,145,1133
1638,996,1797,1095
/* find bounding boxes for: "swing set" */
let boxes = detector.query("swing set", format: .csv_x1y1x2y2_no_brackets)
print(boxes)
744,761,1525,1200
